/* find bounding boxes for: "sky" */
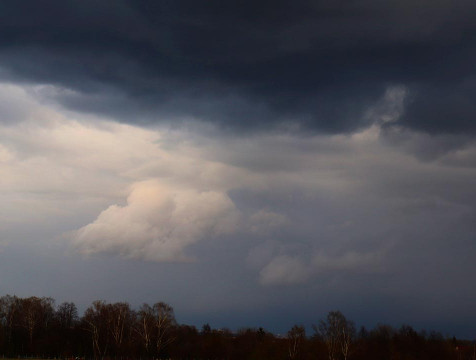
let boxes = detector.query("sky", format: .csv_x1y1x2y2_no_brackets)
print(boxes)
1,0,476,338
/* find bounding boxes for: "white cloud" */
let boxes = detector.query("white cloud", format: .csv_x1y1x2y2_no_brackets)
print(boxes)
71,180,240,262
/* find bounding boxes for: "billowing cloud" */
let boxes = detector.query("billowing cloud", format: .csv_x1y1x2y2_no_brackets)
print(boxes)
71,180,240,262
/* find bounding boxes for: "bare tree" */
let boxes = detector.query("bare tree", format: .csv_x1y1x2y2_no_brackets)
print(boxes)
152,302,176,356
315,311,355,360
339,315,355,360
56,302,78,329
0,295,20,346
132,302,176,358
83,300,111,360
133,303,155,356
19,296,55,350
287,325,306,360
109,302,133,355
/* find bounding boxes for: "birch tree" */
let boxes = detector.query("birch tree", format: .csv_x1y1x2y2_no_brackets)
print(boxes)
83,301,110,360
287,325,305,360
315,311,355,360
152,302,176,356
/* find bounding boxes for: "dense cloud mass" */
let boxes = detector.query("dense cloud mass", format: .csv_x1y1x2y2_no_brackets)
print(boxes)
2,81,475,279
1,1,476,337
72,180,240,262
1,0,476,134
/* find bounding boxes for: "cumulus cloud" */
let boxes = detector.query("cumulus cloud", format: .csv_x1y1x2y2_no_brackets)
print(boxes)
71,180,240,262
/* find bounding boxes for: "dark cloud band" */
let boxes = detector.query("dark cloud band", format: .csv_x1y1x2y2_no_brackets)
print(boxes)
1,0,476,133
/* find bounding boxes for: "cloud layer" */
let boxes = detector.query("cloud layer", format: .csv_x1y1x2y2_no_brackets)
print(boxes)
1,1,476,336
1,0,476,134
1,78,476,334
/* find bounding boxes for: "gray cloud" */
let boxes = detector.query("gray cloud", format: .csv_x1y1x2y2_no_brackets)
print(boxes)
1,0,476,134
1,4,476,336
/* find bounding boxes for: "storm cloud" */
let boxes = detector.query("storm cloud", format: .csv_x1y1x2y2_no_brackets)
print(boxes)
1,1,476,338
1,0,476,134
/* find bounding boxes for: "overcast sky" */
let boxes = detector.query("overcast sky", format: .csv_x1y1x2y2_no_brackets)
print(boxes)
1,0,476,338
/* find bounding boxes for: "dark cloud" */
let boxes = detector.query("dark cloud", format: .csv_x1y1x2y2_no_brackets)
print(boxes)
1,0,476,133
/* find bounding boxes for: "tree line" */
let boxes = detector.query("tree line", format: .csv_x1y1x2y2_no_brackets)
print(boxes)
0,295,473,360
